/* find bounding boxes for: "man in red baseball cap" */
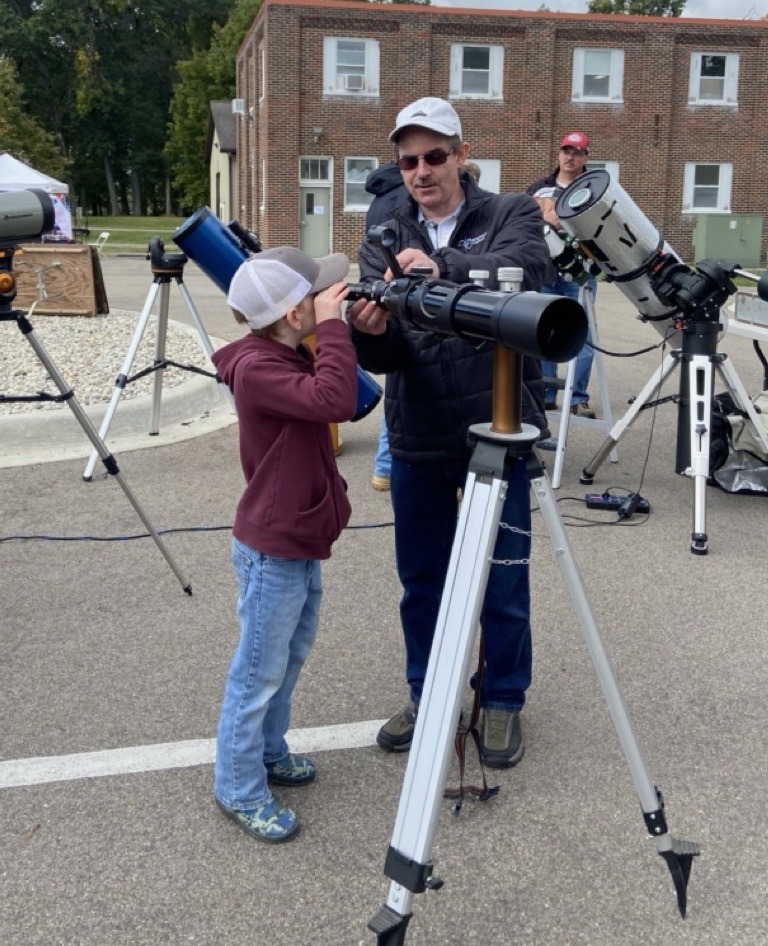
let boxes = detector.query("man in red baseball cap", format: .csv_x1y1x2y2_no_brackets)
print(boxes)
526,130,597,419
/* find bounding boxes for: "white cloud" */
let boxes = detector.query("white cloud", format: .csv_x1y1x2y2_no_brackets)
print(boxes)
430,0,768,20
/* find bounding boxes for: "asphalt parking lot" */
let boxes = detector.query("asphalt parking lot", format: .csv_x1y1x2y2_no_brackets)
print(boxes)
2,253,768,946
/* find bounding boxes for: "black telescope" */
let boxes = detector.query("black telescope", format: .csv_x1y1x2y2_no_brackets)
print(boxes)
351,226,587,364
0,189,55,248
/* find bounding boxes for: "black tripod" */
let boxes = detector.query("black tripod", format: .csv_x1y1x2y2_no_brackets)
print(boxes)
1,246,191,594
82,238,232,481
368,342,698,945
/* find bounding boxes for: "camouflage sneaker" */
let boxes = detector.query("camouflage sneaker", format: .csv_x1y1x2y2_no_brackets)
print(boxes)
376,701,418,752
480,709,524,769
265,752,316,786
216,797,299,843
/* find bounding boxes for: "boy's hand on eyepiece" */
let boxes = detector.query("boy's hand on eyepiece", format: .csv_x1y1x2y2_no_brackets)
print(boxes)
314,281,350,323
348,297,388,336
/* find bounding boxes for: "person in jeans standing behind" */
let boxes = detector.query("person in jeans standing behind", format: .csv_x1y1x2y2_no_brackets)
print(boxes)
349,97,550,768
527,131,598,418
212,247,357,843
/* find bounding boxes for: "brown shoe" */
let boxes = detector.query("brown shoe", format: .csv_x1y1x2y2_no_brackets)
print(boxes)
480,709,524,768
570,402,596,419
371,474,391,491
376,702,418,751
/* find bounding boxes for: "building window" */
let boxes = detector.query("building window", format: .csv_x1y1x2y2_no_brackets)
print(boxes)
449,44,504,99
345,158,377,211
259,45,266,104
572,48,624,103
587,160,620,181
688,53,739,106
300,158,331,183
683,163,732,212
323,37,379,96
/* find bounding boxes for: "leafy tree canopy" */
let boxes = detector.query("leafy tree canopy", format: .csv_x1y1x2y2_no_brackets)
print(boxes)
588,0,686,15
0,57,68,179
165,0,262,211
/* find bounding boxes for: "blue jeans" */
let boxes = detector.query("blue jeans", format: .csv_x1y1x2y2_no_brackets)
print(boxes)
539,276,596,405
215,538,321,811
390,454,532,711
374,414,391,478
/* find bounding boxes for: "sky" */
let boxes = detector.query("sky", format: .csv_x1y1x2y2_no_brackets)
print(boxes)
431,0,768,21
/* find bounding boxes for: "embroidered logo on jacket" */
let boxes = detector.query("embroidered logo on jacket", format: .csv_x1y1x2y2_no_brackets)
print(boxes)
457,232,487,251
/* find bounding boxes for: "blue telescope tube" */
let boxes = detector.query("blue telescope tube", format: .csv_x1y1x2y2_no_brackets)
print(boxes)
172,207,382,422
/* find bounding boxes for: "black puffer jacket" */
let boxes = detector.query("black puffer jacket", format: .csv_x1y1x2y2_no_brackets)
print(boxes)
351,177,551,461
365,163,409,230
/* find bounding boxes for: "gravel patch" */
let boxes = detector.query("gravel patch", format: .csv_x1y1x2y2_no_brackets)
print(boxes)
0,312,215,415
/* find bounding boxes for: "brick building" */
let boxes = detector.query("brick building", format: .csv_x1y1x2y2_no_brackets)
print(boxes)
232,0,768,266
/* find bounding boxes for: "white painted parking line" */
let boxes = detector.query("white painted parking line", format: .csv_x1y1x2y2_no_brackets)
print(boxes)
0,719,388,789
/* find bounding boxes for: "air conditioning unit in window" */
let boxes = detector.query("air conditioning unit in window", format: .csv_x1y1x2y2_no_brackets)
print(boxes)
339,73,365,91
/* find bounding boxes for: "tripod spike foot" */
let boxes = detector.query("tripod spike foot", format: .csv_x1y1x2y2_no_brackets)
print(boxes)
658,837,700,918
368,905,411,946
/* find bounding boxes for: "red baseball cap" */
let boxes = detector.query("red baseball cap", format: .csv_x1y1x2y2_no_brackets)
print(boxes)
560,131,589,153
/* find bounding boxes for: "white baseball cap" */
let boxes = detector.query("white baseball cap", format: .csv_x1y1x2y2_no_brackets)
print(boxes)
227,247,349,330
389,97,462,143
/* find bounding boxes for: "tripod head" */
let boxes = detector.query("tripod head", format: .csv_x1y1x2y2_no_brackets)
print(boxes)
147,236,187,277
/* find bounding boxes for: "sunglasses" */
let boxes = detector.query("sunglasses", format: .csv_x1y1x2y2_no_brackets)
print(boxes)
396,148,456,172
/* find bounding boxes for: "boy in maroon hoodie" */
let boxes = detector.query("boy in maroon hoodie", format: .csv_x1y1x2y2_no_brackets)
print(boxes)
212,247,357,843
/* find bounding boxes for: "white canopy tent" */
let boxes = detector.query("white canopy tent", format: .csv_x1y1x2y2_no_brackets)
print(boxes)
0,153,72,239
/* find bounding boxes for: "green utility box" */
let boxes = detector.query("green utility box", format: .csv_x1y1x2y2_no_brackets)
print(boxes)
692,214,763,268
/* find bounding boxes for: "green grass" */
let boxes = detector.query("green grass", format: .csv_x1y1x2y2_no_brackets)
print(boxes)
75,215,187,254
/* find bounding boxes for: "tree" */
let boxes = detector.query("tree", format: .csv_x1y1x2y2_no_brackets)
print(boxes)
0,58,67,179
588,0,686,14
165,0,262,212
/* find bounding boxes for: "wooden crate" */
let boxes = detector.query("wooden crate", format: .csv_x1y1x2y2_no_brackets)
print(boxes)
12,244,109,317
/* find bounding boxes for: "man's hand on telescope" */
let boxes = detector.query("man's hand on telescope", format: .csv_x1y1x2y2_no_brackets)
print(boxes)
388,247,439,280
348,297,388,335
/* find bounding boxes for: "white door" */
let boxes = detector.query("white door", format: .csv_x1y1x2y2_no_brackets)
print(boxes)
299,185,331,257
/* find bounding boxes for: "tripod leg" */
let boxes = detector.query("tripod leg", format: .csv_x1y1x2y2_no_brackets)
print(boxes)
676,354,714,554
368,440,509,944
580,352,679,485
176,280,235,411
83,282,162,481
530,452,698,914
716,356,768,455
149,282,170,435
20,315,192,594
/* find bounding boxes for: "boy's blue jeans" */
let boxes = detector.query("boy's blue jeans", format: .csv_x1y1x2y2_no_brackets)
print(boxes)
215,538,321,811
390,454,532,712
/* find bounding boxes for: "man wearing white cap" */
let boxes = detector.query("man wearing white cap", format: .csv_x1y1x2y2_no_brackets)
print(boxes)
349,96,551,769
211,247,357,843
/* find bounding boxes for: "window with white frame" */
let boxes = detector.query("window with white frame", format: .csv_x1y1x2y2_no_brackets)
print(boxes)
323,37,379,96
688,53,739,106
572,48,624,103
300,158,331,182
683,162,732,212
259,45,266,104
345,158,377,211
586,160,619,181
449,44,504,99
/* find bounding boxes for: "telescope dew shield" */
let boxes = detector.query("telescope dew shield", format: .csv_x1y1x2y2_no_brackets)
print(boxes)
0,189,55,246
171,208,382,421
398,280,587,362
555,169,682,335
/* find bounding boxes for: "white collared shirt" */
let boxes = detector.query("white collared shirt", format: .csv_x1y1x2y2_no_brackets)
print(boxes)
418,201,465,250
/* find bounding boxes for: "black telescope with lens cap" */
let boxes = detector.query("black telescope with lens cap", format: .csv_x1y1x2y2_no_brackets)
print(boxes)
350,225,587,363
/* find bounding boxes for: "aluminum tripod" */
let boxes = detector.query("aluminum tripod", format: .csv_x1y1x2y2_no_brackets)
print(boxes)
0,300,191,595
579,316,768,554
368,348,697,946
83,246,232,481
